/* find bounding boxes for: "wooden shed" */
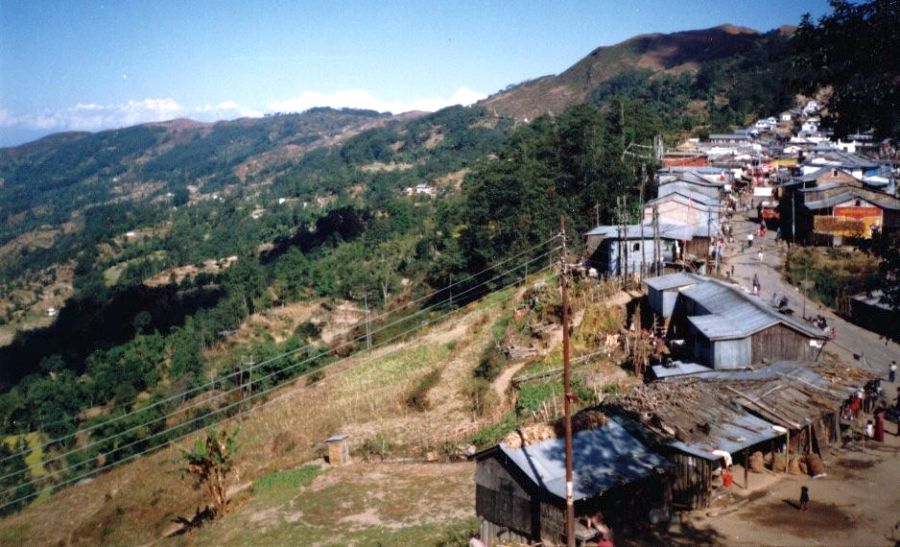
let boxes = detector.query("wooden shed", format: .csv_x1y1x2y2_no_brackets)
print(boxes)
325,434,351,465
669,277,827,369
474,415,672,546
612,361,870,509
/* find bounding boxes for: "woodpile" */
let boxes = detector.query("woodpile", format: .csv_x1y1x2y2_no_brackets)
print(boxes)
503,423,557,449
502,409,608,449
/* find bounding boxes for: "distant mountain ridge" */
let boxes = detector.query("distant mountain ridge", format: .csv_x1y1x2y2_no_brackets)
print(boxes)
480,24,791,120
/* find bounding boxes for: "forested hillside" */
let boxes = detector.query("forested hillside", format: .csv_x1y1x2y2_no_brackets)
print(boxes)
0,20,808,514
481,25,795,130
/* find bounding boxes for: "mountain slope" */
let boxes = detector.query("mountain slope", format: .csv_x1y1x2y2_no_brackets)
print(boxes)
480,24,773,120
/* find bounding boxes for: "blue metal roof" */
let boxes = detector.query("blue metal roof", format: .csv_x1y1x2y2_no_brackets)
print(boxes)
499,418,670,501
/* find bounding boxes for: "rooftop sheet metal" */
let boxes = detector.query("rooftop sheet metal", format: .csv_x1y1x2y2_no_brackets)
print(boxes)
687,314,743,340
644,272,703,291
648,188,721,207
805,190,900,211
698,361,858,397
651,361,713,379
499,418,670,501
680,280,826,340
585,223,707,240
667,410,781,461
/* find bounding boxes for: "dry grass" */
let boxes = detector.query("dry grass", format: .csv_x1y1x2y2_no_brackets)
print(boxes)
0,277,538,545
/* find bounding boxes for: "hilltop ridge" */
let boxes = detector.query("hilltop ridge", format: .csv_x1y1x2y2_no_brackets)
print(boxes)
480,25,775,120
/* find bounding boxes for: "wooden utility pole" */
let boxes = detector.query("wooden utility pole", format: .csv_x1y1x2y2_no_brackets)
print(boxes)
560,216,575,547
617,196,628,286
639,163,647,283
364,294,372,350
653,206,660,277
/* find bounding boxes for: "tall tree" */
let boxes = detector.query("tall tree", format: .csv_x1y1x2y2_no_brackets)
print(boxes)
792,0,900,139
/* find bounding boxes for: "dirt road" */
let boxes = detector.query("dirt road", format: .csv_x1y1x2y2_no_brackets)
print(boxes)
724,212,899,378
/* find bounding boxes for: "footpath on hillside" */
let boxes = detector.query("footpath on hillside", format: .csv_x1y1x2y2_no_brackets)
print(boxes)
724,210,899,378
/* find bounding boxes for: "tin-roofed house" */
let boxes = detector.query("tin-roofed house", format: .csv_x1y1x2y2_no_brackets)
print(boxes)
608,360,866,509
644,272,703,319
669,278,828,368
474,411,672,546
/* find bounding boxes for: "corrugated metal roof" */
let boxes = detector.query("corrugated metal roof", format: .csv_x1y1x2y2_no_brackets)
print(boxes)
585,223,718,240
499,418,670,501
644,272,702,291
649,188,721,207
680,279,826,340
667,411,781,461
687,314,744,339
805,189,900,211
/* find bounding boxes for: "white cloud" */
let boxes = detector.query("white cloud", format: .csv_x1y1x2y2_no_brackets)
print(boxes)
0,98,184,132
0,86,487,141
267,86,487,115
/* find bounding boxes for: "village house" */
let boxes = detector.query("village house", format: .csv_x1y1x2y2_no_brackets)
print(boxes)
584,222,716,277
607,360,866,509
804,147,881,179
849,290,900,341
649,274,828,369
707,133,753,146
778,170,900,244
644,272,703,319
475,411,672,546
644,190,721,229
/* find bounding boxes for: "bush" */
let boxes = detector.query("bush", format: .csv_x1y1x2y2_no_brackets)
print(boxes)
473,344,507,381
356,432,395,461
462,378,499,417
405,368,442,411
469,412,518,448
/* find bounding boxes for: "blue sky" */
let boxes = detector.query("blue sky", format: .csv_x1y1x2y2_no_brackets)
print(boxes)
0,0,832,147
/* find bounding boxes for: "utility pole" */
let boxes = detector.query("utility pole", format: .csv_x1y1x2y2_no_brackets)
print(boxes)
559,215,575,547
639,164,647,283
239,357,255,415
653,206,660,277
364,294,372,350
617,196,628,286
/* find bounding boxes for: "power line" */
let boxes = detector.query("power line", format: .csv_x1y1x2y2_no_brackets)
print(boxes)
0,247,558,488
0,246,559,492
1,234,561,465
0,257,558,512
19,234,561,439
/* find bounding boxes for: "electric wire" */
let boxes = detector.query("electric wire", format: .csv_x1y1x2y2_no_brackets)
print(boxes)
0,245,558,487
1,234,561,464
0,254,558,512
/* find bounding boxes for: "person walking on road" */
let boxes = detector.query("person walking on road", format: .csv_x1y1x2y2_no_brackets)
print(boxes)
747,232,754,249
752,273,760,296
799,486,810,511
890,360,897,383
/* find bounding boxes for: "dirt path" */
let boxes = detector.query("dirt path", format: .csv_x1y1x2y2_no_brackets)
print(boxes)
493,362,526,402
724,212,900,378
